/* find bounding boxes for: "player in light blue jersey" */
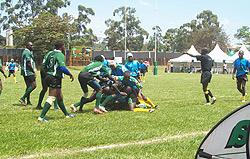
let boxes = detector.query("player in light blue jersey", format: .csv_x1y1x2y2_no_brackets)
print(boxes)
7,59,17,83
232,50,250,102
125,53,141,82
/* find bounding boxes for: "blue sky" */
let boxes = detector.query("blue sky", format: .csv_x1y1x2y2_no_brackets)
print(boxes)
58,0,249,47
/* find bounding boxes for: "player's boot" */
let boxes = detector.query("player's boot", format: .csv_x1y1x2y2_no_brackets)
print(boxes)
70,104,77,112
38,117,49,122
19,98,27,106
211,97,216,104
205,103,211,105
66,114,75,118
93,108,104,115
99,106,108,112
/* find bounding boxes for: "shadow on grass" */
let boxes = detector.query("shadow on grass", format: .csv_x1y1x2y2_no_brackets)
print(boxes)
12,103,26,107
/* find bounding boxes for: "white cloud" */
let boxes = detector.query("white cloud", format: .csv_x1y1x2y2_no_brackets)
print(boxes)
221,19,230,25
137,0,150,6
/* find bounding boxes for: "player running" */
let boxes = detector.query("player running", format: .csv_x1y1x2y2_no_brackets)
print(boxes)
232,50,250,102
184,48,216,105
38,41,75,122
7,59,18,83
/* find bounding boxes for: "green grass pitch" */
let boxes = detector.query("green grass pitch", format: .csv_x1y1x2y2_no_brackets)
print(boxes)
0,66,246,158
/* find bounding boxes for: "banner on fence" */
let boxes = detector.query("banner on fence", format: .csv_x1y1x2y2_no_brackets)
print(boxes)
71,46,92,58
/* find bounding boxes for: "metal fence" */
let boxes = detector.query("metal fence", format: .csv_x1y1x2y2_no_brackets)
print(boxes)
0,48,182,67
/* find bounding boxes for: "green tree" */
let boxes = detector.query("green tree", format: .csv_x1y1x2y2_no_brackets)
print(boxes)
0,35,5,46
0,0,44,31
74,5,95,39
71,28,98,47
190,10,228,51
147,26,169,52
43,0,70,15
70,5,97,47
12,12,76,55
164,10,229,52
105,6,148,51
0,0,70,32
104,19,123,50
234,26,250,45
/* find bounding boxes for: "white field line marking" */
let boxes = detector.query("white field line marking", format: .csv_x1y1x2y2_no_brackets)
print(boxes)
19,131,208,159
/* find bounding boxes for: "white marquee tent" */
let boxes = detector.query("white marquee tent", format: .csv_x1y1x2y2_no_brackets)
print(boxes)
208,44,233,63
170,45,200,63
169,45,201,73
232,44,250,60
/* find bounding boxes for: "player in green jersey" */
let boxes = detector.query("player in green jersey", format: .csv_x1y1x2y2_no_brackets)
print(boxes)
70,55,115,114
35,51,58,110
38,41,74,122
19,42,37,106
0,59,7,95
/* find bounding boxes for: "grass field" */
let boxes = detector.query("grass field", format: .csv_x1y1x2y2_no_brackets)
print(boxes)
0,66,247,159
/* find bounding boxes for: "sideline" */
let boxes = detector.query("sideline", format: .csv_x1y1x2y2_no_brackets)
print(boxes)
19,131,208,159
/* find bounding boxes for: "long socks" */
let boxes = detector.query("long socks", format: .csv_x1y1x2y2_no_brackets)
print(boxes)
37,91,46,107
54,99,58,109
204,90,210,103
100,95,114,107
57,100,69,116
79,97,89,111
134,108,150,112
95,92,102,109
145,97,155,107
208,90,213,98
21,86,35,100
40,102,51,118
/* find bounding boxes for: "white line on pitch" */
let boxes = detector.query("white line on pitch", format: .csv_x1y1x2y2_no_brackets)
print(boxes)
18,131,208,159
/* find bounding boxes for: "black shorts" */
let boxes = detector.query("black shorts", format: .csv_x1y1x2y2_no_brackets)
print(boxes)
237,74,248,83
45,74,62,88
23,75,36,83
9,70,15,74
129,89,138,103
140,69,147,74
200,71,212,84
78,72,94,83
40,68,46,79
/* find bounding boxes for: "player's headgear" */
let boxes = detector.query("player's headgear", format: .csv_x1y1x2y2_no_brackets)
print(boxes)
127,52,133,58
11,59,14,62
239,50,244,54
109,60,117,68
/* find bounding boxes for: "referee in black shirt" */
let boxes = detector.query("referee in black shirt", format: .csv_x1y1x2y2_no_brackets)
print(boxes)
184,48,216,105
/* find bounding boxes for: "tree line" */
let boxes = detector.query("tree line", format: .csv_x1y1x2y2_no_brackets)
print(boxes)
0,0,249,55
